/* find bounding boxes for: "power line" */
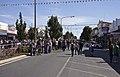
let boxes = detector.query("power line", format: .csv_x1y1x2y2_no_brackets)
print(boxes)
0,0,111,7
63,24,97,26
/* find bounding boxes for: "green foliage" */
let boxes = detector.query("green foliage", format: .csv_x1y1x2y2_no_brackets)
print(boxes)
22,46,29,53
28,27,38,41
80,26,92,41
17,45,29,53
47,16,63,39
45,26,49,39
16,12,26,41
64,31,76,39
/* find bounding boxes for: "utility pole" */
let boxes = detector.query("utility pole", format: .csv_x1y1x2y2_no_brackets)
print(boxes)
34,0,36,42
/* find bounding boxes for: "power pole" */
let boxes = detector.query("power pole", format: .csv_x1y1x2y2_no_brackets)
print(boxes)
34,0,36,42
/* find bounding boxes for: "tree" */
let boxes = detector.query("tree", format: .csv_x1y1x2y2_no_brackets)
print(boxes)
28,28,34,41
47,16,63,39
64,31,70,39
80,26,92,41
45,26,50,39
64,31,76,39
28,27,38,41
16,12,26,41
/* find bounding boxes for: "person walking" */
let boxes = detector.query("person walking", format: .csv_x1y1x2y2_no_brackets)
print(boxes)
79,41,84,55
36,39,41,55
71,41,75,57
75,41,79,55
62,40,66,52
113,43,120,62
89,42,94,56
109,42,114,63
67,40,70,50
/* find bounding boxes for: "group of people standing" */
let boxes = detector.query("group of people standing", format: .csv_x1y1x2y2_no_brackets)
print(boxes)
31,38,84,57
70,40,84,57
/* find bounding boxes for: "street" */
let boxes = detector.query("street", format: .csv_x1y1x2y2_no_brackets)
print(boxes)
0,48,120,77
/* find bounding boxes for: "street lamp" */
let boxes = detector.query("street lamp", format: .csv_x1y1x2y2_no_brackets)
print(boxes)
59,16,75,26
59,16,75,35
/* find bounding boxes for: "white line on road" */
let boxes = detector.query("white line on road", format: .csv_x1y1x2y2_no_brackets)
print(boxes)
66,67,107,77
0,56,30,66
69,61,114,71
56,57,71,77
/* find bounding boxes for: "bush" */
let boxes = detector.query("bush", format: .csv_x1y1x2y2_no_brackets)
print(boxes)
16,45,29,53
22,46,29,53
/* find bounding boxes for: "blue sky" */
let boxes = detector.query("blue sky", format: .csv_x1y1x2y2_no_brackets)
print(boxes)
0,0,120,38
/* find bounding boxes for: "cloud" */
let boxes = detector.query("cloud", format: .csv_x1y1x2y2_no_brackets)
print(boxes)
48,7,62,15
23,15,48,27
0,14,14,19
62,16,96,25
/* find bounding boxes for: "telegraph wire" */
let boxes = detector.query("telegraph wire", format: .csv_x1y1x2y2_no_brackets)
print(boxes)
0,0,111,7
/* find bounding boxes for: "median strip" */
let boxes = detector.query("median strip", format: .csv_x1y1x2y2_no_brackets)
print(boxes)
0,55,29,66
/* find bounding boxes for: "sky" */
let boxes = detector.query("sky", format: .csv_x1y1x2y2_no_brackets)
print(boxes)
0,0,120,38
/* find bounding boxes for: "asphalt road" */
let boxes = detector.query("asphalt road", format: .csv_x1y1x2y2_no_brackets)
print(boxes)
0,48,120,77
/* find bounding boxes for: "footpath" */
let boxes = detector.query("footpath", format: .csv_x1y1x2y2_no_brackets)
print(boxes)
0,48,120,77
54,48,120,77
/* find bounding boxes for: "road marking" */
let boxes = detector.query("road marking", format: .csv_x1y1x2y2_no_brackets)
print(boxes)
74,58,108,65
69,61,114,71
66,67,107,77
81,57,104,62
0,56,30,66
56,57,71,77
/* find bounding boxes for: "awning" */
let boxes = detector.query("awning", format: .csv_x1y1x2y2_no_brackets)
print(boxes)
0,29,7,35
0,32,7,35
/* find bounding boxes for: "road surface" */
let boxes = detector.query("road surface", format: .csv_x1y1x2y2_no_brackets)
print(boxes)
0,48,120,77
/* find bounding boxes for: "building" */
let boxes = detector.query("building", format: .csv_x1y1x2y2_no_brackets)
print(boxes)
7,25,17,40
97,20,112,37
110,18,120,42
0,22,17,40
91,27,99,41
97,20,112,47
0,22,7,37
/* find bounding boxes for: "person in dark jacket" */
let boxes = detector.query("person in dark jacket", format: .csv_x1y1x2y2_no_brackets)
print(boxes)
71,41,75,57
109,42,114,63
62,40,66,52
79,41,84,54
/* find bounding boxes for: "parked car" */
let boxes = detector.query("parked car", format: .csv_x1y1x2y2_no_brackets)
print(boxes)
92,43,103,49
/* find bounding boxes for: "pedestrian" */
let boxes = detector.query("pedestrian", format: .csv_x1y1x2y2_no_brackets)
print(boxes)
29,41,33,56
36,39,41,55
62,39,66,52
79,41,84,54
67,40,70,50
71,41,75,57
109,42,114,63
48,40,52,53
75,41,79,55
41,39,44,53
89,42,94,56
58,40,61,49
113,43,120,62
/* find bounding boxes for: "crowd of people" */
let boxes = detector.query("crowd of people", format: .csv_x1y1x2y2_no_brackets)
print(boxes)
28,38,84,57
0,39,16,49
1,38,119,63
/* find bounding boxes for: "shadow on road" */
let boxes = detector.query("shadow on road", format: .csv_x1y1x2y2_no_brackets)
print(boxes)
57,53,71,58
83,49,120,75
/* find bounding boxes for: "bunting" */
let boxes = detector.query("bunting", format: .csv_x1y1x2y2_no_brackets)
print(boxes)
0,0,111,7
